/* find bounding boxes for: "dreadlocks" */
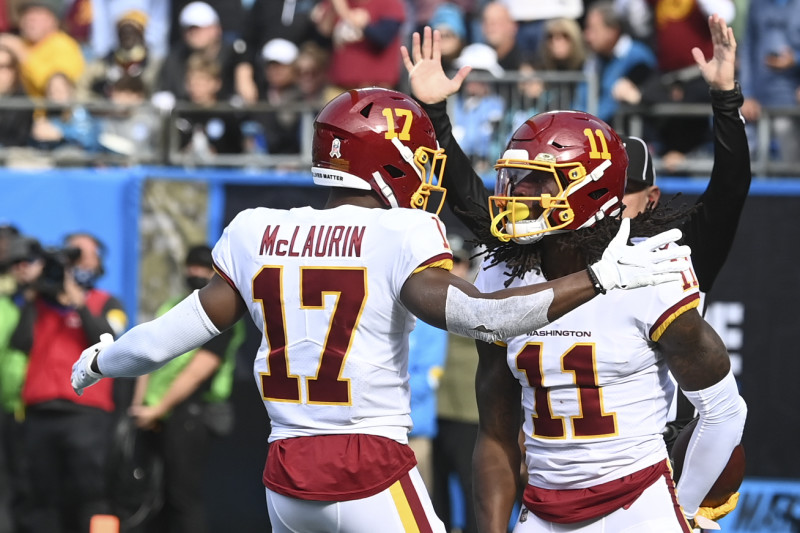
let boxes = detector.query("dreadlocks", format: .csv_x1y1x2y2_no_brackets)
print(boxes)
457,194,698,288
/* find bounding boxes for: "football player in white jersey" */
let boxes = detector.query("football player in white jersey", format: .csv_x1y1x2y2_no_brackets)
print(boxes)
71,88,690,533
403,25,747,533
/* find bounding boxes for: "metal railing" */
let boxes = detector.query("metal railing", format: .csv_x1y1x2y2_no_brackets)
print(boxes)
614,102,800,177
0,76,797,177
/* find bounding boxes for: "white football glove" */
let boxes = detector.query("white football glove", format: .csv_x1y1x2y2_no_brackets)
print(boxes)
589,218,690,292
71,333,114,396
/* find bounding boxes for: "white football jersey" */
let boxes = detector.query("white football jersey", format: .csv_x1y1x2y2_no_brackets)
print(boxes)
212,205,452,445
474,249,700,489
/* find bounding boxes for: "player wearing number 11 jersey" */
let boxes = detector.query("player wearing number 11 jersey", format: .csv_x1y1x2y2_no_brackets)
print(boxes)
70,88,690,533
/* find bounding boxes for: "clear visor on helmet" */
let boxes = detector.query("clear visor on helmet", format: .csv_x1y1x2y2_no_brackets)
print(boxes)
410,145,448,215
488,158,586,242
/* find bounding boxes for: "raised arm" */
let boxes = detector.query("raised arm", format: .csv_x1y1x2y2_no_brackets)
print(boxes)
402,27,491,236
685,14,751,293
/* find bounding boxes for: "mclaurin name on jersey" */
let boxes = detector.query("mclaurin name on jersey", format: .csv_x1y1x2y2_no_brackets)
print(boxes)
258,224,366,258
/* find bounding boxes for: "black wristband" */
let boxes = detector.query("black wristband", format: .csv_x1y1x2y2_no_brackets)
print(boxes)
586,266,607,295
710,81,743,109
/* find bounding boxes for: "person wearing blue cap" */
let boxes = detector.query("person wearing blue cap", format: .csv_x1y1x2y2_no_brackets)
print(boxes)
428,3,467,72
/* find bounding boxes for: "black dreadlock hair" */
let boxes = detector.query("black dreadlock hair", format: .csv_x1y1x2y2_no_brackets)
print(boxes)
456,194,698,288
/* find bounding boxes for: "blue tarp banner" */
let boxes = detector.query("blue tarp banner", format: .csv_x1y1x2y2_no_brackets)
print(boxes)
0,168,141,317
718,479,800,532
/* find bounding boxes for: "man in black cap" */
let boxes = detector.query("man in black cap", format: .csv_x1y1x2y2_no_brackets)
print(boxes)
619,36,752,454
621,135,661,218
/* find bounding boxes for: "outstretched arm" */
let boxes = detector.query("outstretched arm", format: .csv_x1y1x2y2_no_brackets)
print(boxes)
402,220,689,342
402,27,491,236
71,275,246,394
685,14,751,293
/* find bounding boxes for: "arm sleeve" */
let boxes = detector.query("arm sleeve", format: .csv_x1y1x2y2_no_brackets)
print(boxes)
96,291,220,378
419,100,491,237
679,83,751,294
676,371,747,517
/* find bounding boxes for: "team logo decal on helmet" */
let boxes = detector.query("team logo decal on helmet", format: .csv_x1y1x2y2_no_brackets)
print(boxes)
330,138,341,158
488,111,627,244
311,88,448,214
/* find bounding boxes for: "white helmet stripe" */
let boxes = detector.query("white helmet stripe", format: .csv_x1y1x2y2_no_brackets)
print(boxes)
311,167,372,190
391,137,422,179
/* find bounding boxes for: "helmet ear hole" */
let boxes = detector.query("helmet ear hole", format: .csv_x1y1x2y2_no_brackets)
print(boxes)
383,164,405,178
588,188,608,200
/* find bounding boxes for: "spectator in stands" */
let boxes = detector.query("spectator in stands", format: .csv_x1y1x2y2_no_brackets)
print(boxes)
523,17,586,111
99,75,162,161
251,38,303,155
244,0,326,60
496,0,583,60
10,232,127,533
129,244,244,533
739,0,800,162
30,72,102,153
311,0,406,100
295,41,330,105
0,44,33,147
410,0,480,42
89,0,170,62
614,0,654,43
480,2,523,70
154,1,256,106
169,0,247,47
428,2,468,73
499,16,586,132
576,1,656,123
78,10,162,100
451,42,506,173
0,0,84,98
538,17,586,73
175,54,244,158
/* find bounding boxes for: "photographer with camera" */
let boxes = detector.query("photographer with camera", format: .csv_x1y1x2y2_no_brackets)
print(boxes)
9,232,127,533
0,230,43,533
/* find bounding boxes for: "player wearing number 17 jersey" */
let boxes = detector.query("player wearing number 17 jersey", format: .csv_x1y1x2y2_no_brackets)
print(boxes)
70,88,690,533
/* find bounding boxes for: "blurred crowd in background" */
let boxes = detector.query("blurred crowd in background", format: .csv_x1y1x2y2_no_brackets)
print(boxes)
0,0,796,173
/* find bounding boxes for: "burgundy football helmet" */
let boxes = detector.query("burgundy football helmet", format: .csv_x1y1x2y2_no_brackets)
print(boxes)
312,88,448,214
488,110,628,244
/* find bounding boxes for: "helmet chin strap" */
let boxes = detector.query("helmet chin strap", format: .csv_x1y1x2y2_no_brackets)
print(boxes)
372,171,399,208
